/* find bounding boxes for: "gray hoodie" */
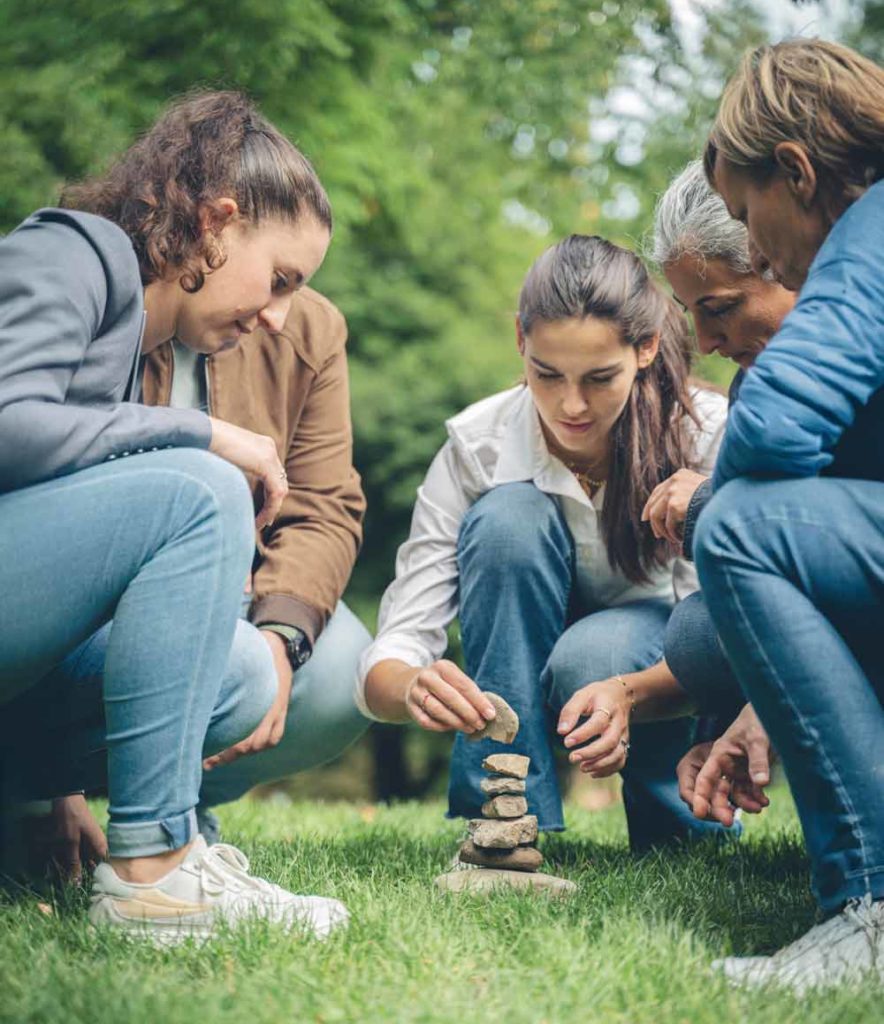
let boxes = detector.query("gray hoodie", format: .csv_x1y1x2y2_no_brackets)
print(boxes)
0,208,211,493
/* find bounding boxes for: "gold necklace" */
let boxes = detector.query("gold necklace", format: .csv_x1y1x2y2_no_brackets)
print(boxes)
565,462,606,496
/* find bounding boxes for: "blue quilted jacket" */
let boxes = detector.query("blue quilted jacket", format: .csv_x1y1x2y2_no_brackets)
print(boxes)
712,178,884,490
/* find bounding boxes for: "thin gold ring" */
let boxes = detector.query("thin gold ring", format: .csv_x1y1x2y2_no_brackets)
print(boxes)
597,707,613,721
421,692,431,713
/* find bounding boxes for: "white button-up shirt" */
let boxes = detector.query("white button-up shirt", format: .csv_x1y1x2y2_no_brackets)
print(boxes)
356,384,727,716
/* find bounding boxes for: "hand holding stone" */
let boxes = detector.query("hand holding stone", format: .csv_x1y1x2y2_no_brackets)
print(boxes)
405,660,497,734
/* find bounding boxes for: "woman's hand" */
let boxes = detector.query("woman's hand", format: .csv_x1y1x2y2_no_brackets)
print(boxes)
557,677,632,777
677,703,773,826
208,417,288,529
203,630,293,771
30,795,108,884
641,469,708,547
405,660,497,734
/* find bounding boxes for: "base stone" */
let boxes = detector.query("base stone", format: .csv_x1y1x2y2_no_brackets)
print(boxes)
433,869,577,898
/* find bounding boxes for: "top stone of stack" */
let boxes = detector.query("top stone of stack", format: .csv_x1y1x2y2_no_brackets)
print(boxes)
482,753,529,779
467,692,519,744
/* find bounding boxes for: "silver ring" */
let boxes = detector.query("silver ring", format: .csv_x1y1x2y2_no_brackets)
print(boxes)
279,470,288,482
619,738,630,754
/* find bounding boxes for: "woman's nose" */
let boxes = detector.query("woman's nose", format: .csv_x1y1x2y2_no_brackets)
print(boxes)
561,386,589,417
695,321,725,356
258,295,292,335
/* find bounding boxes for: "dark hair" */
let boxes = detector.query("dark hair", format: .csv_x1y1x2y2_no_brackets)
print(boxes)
518,235,697,584
62,90,331,291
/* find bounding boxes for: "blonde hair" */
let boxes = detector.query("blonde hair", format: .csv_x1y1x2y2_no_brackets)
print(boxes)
704,39,884,215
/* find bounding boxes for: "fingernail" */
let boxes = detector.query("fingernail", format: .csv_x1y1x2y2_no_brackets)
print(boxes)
751,773,767,783
558,721,570,733
563,737,574,747
569,753,580,763
483,705,496,719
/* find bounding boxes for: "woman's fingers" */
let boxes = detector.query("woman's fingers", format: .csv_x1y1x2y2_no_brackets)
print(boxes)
642,490,669,539
677,742,713,808
425,672,487,730
255,465,287,530
641,481,666,523
410,702,454,733
581,743,627,776
708,776,737,826
562,706,617,749
567,718,623,764
435,662,497,721
692,747,735,819
664,501,686,545
203,738,252,770
557,689,594,734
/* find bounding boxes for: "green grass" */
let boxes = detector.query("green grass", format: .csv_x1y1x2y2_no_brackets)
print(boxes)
1,791,880,1024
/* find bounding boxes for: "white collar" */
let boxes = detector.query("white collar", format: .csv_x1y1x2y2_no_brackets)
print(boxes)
492,388,597,508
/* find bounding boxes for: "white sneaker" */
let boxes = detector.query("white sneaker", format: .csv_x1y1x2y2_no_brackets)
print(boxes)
89,836,349,944
712,895,884,993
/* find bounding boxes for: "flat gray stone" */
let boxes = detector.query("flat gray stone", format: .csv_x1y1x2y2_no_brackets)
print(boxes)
468,815,538,849
481,795,528,819
434,869,576,898
480,776,526,796
482,754,529,778
458,839,543,872
467,693,519,745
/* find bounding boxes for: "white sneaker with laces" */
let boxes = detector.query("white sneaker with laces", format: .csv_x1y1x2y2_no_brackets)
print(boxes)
712,895,884,993
89,836,349,944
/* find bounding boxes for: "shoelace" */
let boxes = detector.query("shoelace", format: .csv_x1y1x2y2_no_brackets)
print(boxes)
197,843,282,904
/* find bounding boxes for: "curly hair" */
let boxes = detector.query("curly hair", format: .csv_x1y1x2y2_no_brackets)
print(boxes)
62,90,331,291
518,235,698,584
704,39,884,219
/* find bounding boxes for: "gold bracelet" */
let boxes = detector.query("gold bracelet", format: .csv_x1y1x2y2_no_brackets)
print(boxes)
614,674,635,717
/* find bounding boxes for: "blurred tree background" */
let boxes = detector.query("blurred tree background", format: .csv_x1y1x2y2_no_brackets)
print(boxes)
0,0,870,799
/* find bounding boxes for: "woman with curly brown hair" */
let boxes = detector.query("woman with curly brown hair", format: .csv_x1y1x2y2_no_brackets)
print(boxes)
685,39,884,991
0,90,350,941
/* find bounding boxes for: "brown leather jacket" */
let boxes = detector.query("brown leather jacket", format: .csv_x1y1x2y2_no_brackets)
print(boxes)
143,287,365,646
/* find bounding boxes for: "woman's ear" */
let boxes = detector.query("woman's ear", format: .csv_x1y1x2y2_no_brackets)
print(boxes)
773,142,818,208
198,197,240,234
637,332,660,369
515,315,526,357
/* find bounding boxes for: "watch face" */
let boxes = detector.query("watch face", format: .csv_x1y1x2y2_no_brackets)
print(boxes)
287,631,311,668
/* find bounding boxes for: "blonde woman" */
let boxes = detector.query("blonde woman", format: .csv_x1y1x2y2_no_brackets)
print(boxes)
691,39,884,991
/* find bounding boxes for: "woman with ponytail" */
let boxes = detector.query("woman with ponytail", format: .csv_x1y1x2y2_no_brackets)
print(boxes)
359,235,731,851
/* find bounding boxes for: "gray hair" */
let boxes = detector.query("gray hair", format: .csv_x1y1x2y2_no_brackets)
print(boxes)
651,160,751,273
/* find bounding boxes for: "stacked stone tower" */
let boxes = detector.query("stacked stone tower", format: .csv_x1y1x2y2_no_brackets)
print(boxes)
433,691,576,897
458,754,543,872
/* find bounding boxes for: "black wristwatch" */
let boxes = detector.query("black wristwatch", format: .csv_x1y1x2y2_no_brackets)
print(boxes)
264,625,313,670
284,627,312,670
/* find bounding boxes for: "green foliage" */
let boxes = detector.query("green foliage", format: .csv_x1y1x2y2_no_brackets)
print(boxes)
0,2,870,598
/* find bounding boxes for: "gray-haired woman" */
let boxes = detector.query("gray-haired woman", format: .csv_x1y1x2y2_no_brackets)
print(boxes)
643,160,795,820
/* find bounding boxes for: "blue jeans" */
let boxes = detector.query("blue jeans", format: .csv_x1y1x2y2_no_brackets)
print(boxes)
447,483,735,852
695,476,884,912
4,601,371,813
0,449,253,857
664,591,746,724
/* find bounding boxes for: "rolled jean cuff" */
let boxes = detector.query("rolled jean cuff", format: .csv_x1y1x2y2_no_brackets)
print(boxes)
818,865,884,915
106,808,197,858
